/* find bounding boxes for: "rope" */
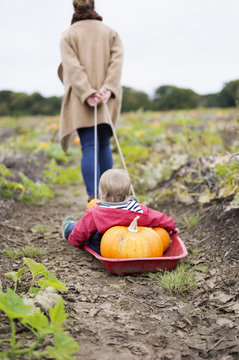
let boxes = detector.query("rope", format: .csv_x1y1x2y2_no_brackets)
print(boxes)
94,105,98,198
103,103,136,198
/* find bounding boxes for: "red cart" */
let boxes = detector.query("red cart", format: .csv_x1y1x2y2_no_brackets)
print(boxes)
84,233,188,276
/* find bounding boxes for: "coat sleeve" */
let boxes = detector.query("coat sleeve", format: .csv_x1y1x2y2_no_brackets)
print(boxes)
68,210,97,247
103,32,123,98
139,205,176,232
60,34,96,103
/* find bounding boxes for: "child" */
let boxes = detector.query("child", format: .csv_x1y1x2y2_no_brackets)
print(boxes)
62,169,178,255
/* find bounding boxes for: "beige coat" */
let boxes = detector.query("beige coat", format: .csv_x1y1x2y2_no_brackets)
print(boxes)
58,20,123,151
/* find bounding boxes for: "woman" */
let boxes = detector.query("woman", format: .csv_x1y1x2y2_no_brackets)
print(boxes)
58,0,123,200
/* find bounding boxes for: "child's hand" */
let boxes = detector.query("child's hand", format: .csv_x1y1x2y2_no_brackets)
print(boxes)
173,227,179,234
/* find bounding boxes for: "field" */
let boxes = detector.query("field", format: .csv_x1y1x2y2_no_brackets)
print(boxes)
0,108,239,360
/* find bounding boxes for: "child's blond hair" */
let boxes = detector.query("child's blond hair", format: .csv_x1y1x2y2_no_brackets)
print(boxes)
99,169,131,202
73,0,94,10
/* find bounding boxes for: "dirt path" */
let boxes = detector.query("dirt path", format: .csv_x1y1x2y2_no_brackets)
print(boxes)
0,184,239,360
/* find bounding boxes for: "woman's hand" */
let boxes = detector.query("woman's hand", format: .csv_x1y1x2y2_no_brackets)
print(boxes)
98,87,111,103
86,88,111,107
86,93,102,107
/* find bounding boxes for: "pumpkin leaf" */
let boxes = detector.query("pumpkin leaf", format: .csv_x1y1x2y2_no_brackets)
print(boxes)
0,163,13,177
17,267,26,279
46,332,79,360
23,257,46,277
4,271,18,284
0,288,33,319
22,309,50,335
28,287,41,297
49,298,68,332
38,271,68,291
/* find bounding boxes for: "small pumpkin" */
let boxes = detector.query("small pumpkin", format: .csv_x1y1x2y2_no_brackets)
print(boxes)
153,227,170,252
86,198,100,210
74,136,81,145
100,216,163,259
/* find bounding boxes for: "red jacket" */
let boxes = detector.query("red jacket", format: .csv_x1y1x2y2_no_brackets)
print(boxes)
68,204,176,248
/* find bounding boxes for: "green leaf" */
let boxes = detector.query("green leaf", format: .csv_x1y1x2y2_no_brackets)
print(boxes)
0,163,13,177
49,298,68,332
16,267,25,280
28,287,41,297
4,272,17,284
47,332,79,360
23,258,46,277
22,309,50,334
0,288,33,319
19,172,54,199
38,271,68,291
194,265,208,273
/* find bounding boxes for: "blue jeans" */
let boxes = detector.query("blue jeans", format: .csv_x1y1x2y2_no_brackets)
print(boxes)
65,222,102,255
64,222,76,240
77,124,113,196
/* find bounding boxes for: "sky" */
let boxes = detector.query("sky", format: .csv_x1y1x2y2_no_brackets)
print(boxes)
0,0,238,97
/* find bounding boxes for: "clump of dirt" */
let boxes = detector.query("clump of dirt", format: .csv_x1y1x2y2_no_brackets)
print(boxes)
0,156,239,360
149,197,239,261
1,152,48,183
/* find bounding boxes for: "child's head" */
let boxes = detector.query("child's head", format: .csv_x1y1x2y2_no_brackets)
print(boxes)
73,0,94,11
99,169,131,202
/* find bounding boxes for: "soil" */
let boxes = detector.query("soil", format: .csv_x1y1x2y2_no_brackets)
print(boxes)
0,154,239,360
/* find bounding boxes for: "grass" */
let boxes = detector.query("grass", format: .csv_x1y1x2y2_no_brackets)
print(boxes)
148,261,196,294
160,262,196,293
34,225,47,233
184,214,199,228
190,247,201,255
3,246,45,260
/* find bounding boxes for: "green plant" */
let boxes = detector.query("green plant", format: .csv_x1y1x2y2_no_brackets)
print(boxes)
157,262,196,294
42,159,82,186
4,268,25,292
34,225,47,233
22,258,68,296
0,259,78,359
184,214,199,228
214,160,239,198
190,248,201,256
0,163,26,199
3,246,45,260
19,172,54,203
0,291,79,359
4,258,67,297
41,143,80,163
0,164,54,203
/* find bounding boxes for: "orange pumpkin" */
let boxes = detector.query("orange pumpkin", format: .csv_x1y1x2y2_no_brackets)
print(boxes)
74,136,81,145
86,198,100,210
100,216,163,259
153,227,170,252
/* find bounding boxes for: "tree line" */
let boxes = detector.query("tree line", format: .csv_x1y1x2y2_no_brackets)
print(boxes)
0,79,238,116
